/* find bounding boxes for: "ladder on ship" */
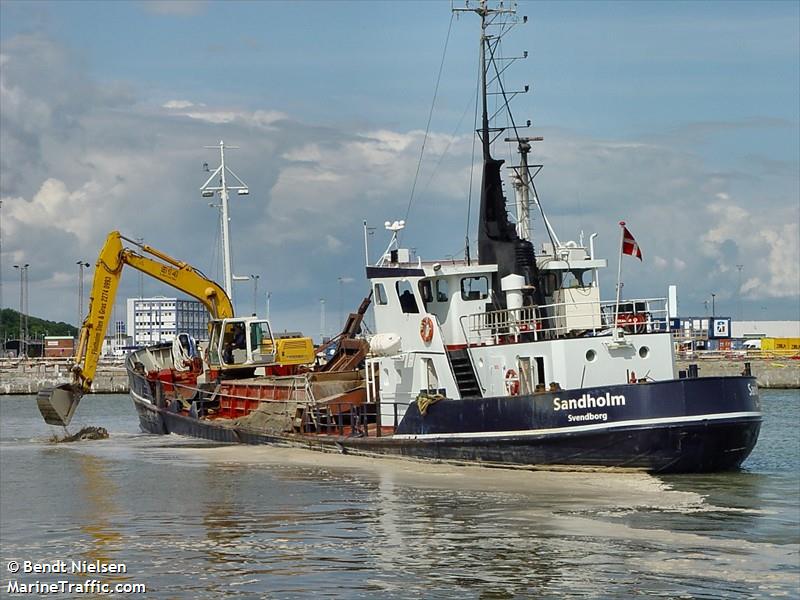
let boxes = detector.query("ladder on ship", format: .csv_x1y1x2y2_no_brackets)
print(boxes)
447,349,482,398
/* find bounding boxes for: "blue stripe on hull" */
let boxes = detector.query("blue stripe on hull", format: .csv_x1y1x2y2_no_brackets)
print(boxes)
395,376,760,436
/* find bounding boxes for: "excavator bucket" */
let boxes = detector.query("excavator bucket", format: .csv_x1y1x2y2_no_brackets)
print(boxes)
37,383,84,427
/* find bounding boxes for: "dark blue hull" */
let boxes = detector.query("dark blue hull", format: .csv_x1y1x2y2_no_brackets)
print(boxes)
128,363,761,473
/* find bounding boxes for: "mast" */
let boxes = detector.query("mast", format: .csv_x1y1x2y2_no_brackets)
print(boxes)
219,142,233,299
454,1,541,310
200,141,249,302
479,1,491,159
511,138,531,240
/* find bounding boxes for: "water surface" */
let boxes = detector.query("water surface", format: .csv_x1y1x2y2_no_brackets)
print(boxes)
1,391,798,598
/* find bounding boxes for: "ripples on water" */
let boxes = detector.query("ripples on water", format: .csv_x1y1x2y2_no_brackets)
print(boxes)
1,391,798,598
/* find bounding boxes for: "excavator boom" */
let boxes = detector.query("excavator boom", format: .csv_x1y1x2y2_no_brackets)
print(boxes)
38,231,233,426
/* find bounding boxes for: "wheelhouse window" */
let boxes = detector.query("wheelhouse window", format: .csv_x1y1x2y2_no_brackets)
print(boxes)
419,280,433,305
374,283,388,305
460,276,489,301
435,279,449,302
396,280,419,314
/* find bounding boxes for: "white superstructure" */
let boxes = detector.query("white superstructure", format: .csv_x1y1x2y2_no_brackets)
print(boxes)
366,243,675,425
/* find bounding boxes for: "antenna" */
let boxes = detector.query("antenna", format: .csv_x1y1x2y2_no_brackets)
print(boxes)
453,0,525,153
376,220,406,267
200,141,249,302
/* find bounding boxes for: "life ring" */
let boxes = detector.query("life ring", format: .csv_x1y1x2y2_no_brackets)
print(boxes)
420,316,434,343
505,368,520,396
617,313,646,334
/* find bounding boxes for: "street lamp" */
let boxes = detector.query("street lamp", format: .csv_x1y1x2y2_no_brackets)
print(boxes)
13,264,29,357
266,291,271,322
711,293,716,318
736,264,744,322
338,277,344,328
319,298,326,343
135,237,144,299
337,276,353,328
250,274,260,316
76,261,90,326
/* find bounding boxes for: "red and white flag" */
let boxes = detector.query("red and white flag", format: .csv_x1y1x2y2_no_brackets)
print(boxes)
620,221,642,261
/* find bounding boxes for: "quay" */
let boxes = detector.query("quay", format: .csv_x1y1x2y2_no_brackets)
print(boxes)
1,358,129,395
676,355,799,389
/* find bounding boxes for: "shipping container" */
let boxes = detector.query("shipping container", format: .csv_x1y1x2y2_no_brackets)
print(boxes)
761,338,800,352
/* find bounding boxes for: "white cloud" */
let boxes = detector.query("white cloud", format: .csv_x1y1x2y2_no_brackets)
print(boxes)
163,100,197,109
140,1,208,17
702,199,799,299
5,178,99,240
1,32,797,331
181,108,287,128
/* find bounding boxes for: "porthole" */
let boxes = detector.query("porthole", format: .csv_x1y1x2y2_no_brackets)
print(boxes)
639,346,650,359
585,349,597,362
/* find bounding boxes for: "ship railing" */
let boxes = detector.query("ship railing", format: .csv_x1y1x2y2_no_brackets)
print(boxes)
295,396,410,438
461,297,669,345
459,305,539,346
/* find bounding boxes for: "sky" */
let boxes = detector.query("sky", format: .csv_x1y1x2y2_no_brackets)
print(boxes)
1,0,798,340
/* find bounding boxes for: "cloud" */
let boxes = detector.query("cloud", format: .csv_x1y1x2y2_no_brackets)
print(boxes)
170,106,288,128
701,197,799,299
0,34,135,198
260,128,470,248
163,100,197,109
140,1,208,17
1,32,797,333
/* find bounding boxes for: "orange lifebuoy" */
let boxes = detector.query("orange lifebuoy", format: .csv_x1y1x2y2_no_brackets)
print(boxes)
617,313,647,334
420,316,434,343
505,369,520,396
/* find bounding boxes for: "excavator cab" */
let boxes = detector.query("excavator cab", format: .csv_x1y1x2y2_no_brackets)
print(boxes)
208,318,315,369
209,318,276,368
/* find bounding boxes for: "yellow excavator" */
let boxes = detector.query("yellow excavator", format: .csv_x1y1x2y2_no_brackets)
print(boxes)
38,231,315,427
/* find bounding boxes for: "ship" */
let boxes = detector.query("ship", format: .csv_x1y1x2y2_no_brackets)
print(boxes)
40,1,760,473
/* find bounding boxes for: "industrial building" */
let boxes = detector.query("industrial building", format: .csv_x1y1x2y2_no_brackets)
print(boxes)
126,297,209,346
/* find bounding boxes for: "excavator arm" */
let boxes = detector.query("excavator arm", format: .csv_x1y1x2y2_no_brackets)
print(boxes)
37,231,233,426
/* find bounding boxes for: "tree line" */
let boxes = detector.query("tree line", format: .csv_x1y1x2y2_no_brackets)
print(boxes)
0,308,79,340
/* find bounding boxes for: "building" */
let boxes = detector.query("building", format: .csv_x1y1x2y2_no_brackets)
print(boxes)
102,334,134,357
43,336,74,358
731,320,800,339
126,297,209,346
671,318,800,352
670,316,732,351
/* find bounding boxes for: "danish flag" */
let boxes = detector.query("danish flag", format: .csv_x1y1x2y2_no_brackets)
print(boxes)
620,221,642,261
